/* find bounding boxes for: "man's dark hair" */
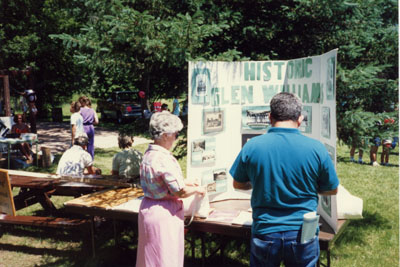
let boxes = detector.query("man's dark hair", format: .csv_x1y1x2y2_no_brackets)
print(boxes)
270,92,302,121
74,136,89,146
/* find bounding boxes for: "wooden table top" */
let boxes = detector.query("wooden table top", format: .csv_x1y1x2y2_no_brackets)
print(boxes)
64,195,348,244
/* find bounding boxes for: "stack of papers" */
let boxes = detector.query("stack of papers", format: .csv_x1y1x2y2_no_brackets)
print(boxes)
231,211,253,226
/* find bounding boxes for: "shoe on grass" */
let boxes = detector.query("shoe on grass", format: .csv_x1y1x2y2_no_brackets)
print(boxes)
372,161,380,167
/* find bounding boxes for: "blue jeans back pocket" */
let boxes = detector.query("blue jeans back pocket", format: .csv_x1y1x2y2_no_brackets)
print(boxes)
251,237,274,264
288,235,319,265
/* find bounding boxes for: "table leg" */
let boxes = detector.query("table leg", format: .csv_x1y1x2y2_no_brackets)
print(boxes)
113,219,118,246
38,191,57,213
201,234,206,267
7,143,10,169
191,234,195,260
35,142,38,166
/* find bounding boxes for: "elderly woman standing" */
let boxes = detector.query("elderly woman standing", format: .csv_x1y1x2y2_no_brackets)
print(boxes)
136,111,204,267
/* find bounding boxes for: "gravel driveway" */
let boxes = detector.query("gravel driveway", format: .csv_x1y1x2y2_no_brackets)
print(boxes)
36,121,151,154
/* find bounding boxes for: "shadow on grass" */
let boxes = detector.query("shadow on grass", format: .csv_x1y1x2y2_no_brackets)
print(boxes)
0,224,89,243
336,155,347,163
0,242,82,258
184,233,250,267
334,210,390,247
0,219,250,266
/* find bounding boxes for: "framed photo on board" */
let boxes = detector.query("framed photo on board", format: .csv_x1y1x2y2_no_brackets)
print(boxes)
203,109,224,134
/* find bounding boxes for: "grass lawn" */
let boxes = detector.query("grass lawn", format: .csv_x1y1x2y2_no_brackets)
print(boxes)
0,138,398,266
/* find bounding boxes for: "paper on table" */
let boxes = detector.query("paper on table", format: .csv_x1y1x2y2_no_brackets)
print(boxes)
231,211,253,226
205,209,240,224
210,190,251,202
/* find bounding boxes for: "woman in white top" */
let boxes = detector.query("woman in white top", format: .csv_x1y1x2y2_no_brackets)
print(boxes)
70,101,85,146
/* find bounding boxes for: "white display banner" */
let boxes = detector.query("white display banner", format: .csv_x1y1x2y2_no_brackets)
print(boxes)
187,49,338,232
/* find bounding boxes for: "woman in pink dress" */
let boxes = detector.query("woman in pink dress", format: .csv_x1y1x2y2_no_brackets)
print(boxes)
136,111,204,267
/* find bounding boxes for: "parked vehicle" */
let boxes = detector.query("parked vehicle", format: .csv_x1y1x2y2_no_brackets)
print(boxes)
96,91,142,123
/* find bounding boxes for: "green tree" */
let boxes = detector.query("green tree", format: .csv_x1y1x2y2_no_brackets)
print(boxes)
1,0,397,146
50,0,235,106
0,0,91,115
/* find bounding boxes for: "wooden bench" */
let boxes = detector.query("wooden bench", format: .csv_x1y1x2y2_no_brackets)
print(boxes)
0,169,95,256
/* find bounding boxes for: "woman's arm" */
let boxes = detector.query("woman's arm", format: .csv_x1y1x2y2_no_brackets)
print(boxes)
172,185,205,198
93,110,99,125
71,124,76,143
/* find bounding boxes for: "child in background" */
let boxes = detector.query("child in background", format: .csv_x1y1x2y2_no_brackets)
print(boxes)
381,137,398,166
172,95,180,116
70,101,86,146
350,146,364,164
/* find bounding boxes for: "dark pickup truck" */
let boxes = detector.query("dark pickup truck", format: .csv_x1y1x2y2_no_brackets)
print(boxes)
96,91,142,123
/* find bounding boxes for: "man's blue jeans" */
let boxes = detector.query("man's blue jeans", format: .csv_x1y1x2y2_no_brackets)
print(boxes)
250,230,319,267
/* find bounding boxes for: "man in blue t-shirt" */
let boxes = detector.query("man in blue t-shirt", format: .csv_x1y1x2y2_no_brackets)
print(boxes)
230,92,339,267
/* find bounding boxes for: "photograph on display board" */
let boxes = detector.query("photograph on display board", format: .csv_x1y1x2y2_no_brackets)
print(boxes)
190,67,211,105
324,143,335,163
201,168,228,195
321,196,332,217
321,106,331,139
191,137,216,166
241,105,271,133
326,56,336,101
299,106,312,134
242,133,262,147
203,109,224,134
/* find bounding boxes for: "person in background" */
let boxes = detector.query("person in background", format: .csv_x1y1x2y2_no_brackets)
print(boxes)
79,96,99,159
350,144,364,164
70,101,86,146
11,114,32,162
230,92,339,267
181,98,188,116
380,117,397,166
172,95,180,116
136,111,204,267
18,89,37,133
369,137,381,167
111,134,143,181
380,139,393,166
161,103,169,112
19,93,28,118
57,136,101,176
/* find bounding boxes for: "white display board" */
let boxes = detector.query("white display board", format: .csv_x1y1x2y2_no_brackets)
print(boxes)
187,49,338,232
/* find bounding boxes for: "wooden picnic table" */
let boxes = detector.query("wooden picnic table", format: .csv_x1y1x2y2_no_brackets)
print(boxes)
0,170,95,256
8,170,107,213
